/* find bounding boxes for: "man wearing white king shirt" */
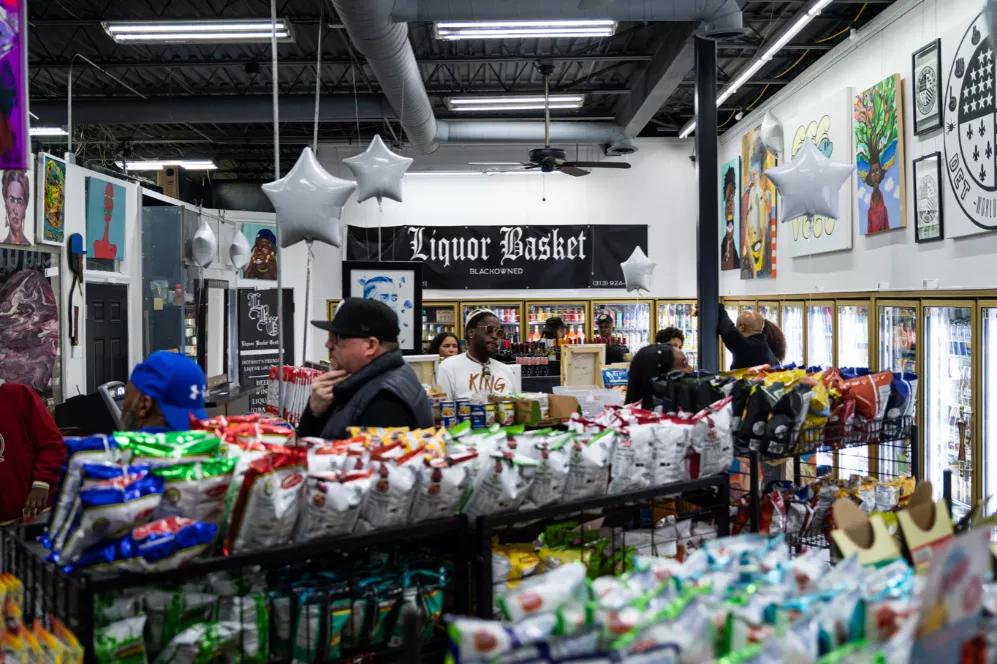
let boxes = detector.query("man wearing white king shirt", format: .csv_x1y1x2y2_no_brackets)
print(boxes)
437,309,514,400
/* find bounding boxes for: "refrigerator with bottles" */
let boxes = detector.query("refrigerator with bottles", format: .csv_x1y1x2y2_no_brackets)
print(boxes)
878,301,918,479
836,302,871,478
982,302,997,506
781,302,805,368
923,303,974,517
525,300,590,343
657,300,698,369
460,301,524,346
806,302,834,369
422,301,460,351
757,302,780,326
592,300,653,352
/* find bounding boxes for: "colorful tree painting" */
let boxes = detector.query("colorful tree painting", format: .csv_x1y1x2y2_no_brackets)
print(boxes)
854,74,907,234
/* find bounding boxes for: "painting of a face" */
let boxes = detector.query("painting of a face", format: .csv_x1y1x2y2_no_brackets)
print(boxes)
364,277,399,313
724,182,735,221
351,268,417,350
739,129,776,280
5,178,23,233
241,225,278,280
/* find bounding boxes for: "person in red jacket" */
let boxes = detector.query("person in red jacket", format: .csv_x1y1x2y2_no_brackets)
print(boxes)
0,381,66,524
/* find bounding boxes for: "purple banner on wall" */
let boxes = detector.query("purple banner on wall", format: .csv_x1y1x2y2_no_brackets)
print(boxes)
0,0,29,170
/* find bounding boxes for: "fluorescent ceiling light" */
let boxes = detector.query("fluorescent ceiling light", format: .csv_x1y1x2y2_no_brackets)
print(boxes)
761,15,812,60
408,170,561,176
434,20,615,40
450,96,583,105
29,127,68,136
451,104,581,111
808,0,834,15
116,160,218,171
103,19,293,44
679,121,696,139
468,162,523,165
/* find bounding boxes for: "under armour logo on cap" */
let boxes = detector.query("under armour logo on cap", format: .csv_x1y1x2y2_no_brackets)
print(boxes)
190,384,206,401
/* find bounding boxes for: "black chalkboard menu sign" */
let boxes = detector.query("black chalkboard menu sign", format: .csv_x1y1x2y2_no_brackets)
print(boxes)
236,288,294,413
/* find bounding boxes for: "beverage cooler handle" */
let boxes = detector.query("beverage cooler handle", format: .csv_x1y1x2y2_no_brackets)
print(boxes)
957,406,968,478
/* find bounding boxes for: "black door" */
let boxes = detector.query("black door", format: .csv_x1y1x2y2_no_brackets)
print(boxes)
86,284,128,393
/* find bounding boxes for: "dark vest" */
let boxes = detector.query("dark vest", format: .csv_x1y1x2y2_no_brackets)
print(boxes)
317,349,434,439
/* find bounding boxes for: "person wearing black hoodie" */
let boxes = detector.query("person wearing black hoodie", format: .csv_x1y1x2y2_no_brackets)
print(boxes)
717,305,785,370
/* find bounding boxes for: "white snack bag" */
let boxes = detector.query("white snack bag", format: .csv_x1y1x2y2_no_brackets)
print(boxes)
651,419,692,485
294,469,373,541
563,429,615,501
461,452,538,521
688,398,735,479
521,434,572,509
356,447,425,530
226,452,306,554
409,452,477,523
608,429,653,495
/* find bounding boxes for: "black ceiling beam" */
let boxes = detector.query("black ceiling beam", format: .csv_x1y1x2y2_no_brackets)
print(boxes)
31,85,631,100
717,44,831,52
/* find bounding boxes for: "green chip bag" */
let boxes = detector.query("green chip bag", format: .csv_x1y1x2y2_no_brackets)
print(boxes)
152,458,236,524
94,616,148,664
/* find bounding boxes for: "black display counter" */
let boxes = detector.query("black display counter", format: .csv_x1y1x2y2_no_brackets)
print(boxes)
521,375,561,394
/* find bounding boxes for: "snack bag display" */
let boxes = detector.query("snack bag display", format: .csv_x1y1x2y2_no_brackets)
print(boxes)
68,517,217,574
293,470,373,541
650,419,693,485
409,453,477,523
563,430,615,501
217,594,270,663
607,429,652,494
94,615,147,664
114,431,221,467
841,371,893,421
688,398,735,479
461,453,538,521
496,562,589,622
357,447,425,531
224,451,306,555
151,458,236,525
46,435,123,549
154,621,245,664
521,436,571,509
50,616,84,664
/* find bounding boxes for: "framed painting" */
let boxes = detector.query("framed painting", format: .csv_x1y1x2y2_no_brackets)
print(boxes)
0,167,33,247
85,176,126,259
855,74,907,235
739,128,777,280
913,152,944,242
912,39,943,136
39,155,66,246
561,343,606,387
719,157,740,271
342,260,423,354
240,223,278,281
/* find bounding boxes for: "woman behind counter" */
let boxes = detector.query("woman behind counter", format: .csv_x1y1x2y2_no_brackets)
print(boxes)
427,332,460,360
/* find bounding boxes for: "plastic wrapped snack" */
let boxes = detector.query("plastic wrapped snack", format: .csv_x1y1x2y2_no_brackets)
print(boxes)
521,435,571,509
151,458,236,525
114,431,221,467
225,451,306,555
154,621,245,664
650,419,694,485
689,397,735,479
58,469,165,564
94,615,147,664
217,594,270,663
497,561,589,622
564,430,615,501
446,613,557,664
293,470,373,541
357,447,426,531
841,371,893,421
69,517,217,574
462,453,538,521
46,435,123,550
607,428,652,495
49,463,142,555
409,452,477,523
49,616,84,664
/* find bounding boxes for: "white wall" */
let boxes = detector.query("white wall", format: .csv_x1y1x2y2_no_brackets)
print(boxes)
304,138,700,361
718,0,996,297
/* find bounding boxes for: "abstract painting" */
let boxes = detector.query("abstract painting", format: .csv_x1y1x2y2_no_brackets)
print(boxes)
0,0,28,170
41,156,66,245
783,88,854,257
719,157,740,271
914,152,944,242
740,128,777,280
240,223,278,281
855,74,907,235
86,176,126,260
342,260,423,353
0,267,58,392
0,167,31,246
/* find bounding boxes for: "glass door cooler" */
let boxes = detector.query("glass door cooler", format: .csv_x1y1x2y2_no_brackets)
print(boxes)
806,302,834,370
924,303,974,517
982,302,997,506
461,301,523,346
878,301,918,479
836,302,871,478
781,302,805,367
757,301,780,326
422,301,459,351
720,302,742,370
658,300,698,369
591,299,653,352
526,300,590,343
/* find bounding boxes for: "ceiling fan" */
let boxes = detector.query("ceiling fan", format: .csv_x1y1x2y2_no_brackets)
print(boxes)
493,62,632,177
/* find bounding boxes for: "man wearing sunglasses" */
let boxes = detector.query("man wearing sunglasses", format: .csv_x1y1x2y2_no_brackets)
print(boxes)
298,298,433,439
437,309,514,401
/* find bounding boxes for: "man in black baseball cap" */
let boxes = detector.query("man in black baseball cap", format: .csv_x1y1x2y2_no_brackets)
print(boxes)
596,312,626,364
298,298,433,439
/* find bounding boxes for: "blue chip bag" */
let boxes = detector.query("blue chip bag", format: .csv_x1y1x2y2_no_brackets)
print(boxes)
885,372,917,419
602,367,629,389
45,435,123,549
68,516,217,573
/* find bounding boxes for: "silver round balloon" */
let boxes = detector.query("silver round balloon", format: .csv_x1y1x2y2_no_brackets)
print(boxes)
229,229,251,270
342,135,414,205
760,110,785,156
620,246,656,294
261,147,357,249
764,137,855,222
191,218,217,268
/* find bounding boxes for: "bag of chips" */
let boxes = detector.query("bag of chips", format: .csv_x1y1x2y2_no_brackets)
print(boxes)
607,428,653,494
521,436,571,509
842,371,893,421
650,419,693,485
497,562,589,622
68,517,217,574
409,452,477,523
688,397,735,479
155,621,246,664
225,450,306,555
151,458,235,525
294,469,373,541
46,435,124,550
216,594,270,663
357,447,426,531
563,430,615,501
50,616,84,664
94,615,147,664
114,431,221,467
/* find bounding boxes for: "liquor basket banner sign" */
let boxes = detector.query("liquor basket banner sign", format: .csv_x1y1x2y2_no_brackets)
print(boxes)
346,224,648,290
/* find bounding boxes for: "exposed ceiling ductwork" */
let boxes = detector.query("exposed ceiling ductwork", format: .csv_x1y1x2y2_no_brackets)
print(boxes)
330,0,744,155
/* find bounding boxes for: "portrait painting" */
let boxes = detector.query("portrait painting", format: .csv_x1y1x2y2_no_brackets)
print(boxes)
719,157,740,271
740,128,777,280
0,166,31,246
240,223,278,281
855,74,907,235
342,260,423,353
86,176,126,260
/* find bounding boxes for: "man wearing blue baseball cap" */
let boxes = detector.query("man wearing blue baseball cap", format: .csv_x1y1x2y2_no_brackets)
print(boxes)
120,351,209,433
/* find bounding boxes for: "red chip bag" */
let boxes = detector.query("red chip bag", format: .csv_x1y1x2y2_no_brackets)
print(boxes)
841,371,893,421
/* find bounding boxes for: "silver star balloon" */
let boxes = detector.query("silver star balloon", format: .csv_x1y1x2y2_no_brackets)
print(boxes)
986,1,997,63
764,137,855,222
342,134,413,205
620,246,656,294
261,147,357,248
229,228,251,270
191,218,217,268
760,110,785,156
